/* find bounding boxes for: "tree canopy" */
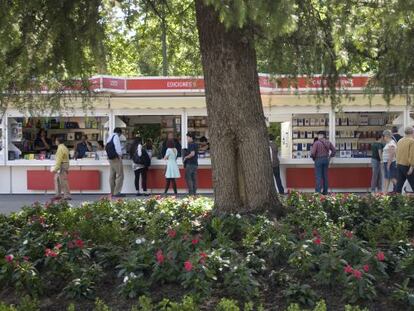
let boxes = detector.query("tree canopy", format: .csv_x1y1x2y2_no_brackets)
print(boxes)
0,0,413,108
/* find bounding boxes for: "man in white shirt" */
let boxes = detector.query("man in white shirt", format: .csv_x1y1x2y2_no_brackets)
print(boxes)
106,127,125,197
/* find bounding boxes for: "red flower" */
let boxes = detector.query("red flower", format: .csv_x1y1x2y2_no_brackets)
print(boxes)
192,238,199,245
353,269,362,279
312,229,320,237
344,230,353,239
376,251,385,261
184,260,193,272
344,265,353,274
45,248,57,258
320,195,326,202
313,237,321,245
55,243,63,250
363,264,370,272
167,229,177,238
5,254,14,263
75,239,84,249
156,250,165,264
199,252,208,264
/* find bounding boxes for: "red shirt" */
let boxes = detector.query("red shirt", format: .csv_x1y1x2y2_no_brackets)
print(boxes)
311,139,336,159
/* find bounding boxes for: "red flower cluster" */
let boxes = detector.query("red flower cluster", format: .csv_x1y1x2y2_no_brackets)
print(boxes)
67,239,84,249
199,252,208,264
363,264,370,272
192,238,199,245
344,264,369,279
5,254,14,263
353,269,362,279
45,248,58,258
344,230,353,239
156,250,165,264
167,229,177,238
344,264,353,274
313,237,321,245
184,260,193,272
376,251,385,261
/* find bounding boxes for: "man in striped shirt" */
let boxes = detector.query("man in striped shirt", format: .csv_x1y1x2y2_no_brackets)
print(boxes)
310,131,336,194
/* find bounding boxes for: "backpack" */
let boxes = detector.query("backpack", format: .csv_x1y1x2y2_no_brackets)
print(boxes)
132,147,151,167
105,135,118,160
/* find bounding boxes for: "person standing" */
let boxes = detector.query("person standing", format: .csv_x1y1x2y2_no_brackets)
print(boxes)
392,126,402,143
269,134,284,194
370,133,384,193
130,137,149,196
395,127,414,193
382,130,398,193
74,135,92,159
34,129,52,153
164,140,180,195
183,133,199,195
310,131,336,195
52,137,71,200
106,127,125,197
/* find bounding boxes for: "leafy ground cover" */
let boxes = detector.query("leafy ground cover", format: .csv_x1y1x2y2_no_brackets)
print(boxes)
0,193,413,310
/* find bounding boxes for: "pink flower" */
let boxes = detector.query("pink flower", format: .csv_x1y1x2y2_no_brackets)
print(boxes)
344,230,353,239
156,250,165,264
75,239,84,249
344,265,353,274
353,269,362,279
23,256,30,262
5,254,14,263
184,261,193,272
313,237,321,245
363,264,370,272
192,238,199,245
376,251,385,261
167,229,177,238
55,243,63,250
45,248,58,258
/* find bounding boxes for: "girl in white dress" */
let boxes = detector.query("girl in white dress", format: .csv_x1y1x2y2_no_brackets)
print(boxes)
164,140,180,194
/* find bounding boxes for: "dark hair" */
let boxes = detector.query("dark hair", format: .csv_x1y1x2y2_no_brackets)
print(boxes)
114,127,122,135
313,137,319,142
55,137,64,145
37,129,47,137
375,133,383,140
145,139,153,149
129,137,142,156
269,133,275,141
167,139,175,148
391,126,398,134
317,131,326,137
200,136,208,143
186,132,195,140
98,140,104,148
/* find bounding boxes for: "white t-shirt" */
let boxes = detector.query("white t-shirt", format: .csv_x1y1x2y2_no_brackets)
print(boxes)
382,140,397,163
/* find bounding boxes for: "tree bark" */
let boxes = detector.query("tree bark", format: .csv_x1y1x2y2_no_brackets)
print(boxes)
195,0,282,215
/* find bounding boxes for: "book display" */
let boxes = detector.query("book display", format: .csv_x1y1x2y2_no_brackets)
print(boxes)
291,113,329,159
335,112,401,158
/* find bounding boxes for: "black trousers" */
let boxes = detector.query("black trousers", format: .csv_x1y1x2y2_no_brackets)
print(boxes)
272,166,285,194
164,178,177,194
396,164,414,193
134,168,147,192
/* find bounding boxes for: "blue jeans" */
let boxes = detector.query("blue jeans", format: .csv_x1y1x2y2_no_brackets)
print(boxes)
314,157,329,194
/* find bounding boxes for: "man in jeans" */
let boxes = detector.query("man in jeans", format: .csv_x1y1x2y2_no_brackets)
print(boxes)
183,133,198,195
310,131,336,194
269,134,284,194
52,137,71,200
370,134,384,193
107,127,125,197
395,127,414,193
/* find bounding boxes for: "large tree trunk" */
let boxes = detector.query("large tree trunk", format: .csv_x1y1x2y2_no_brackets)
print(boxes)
195,0,282,215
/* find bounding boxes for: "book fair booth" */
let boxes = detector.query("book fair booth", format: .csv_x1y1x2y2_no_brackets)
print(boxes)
0,75,413,194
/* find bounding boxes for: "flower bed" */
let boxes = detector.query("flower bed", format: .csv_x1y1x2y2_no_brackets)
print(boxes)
0,193,413,310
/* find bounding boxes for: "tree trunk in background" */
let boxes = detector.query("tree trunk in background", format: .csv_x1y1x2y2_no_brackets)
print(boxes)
161,18,168,76
195,0,282,214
